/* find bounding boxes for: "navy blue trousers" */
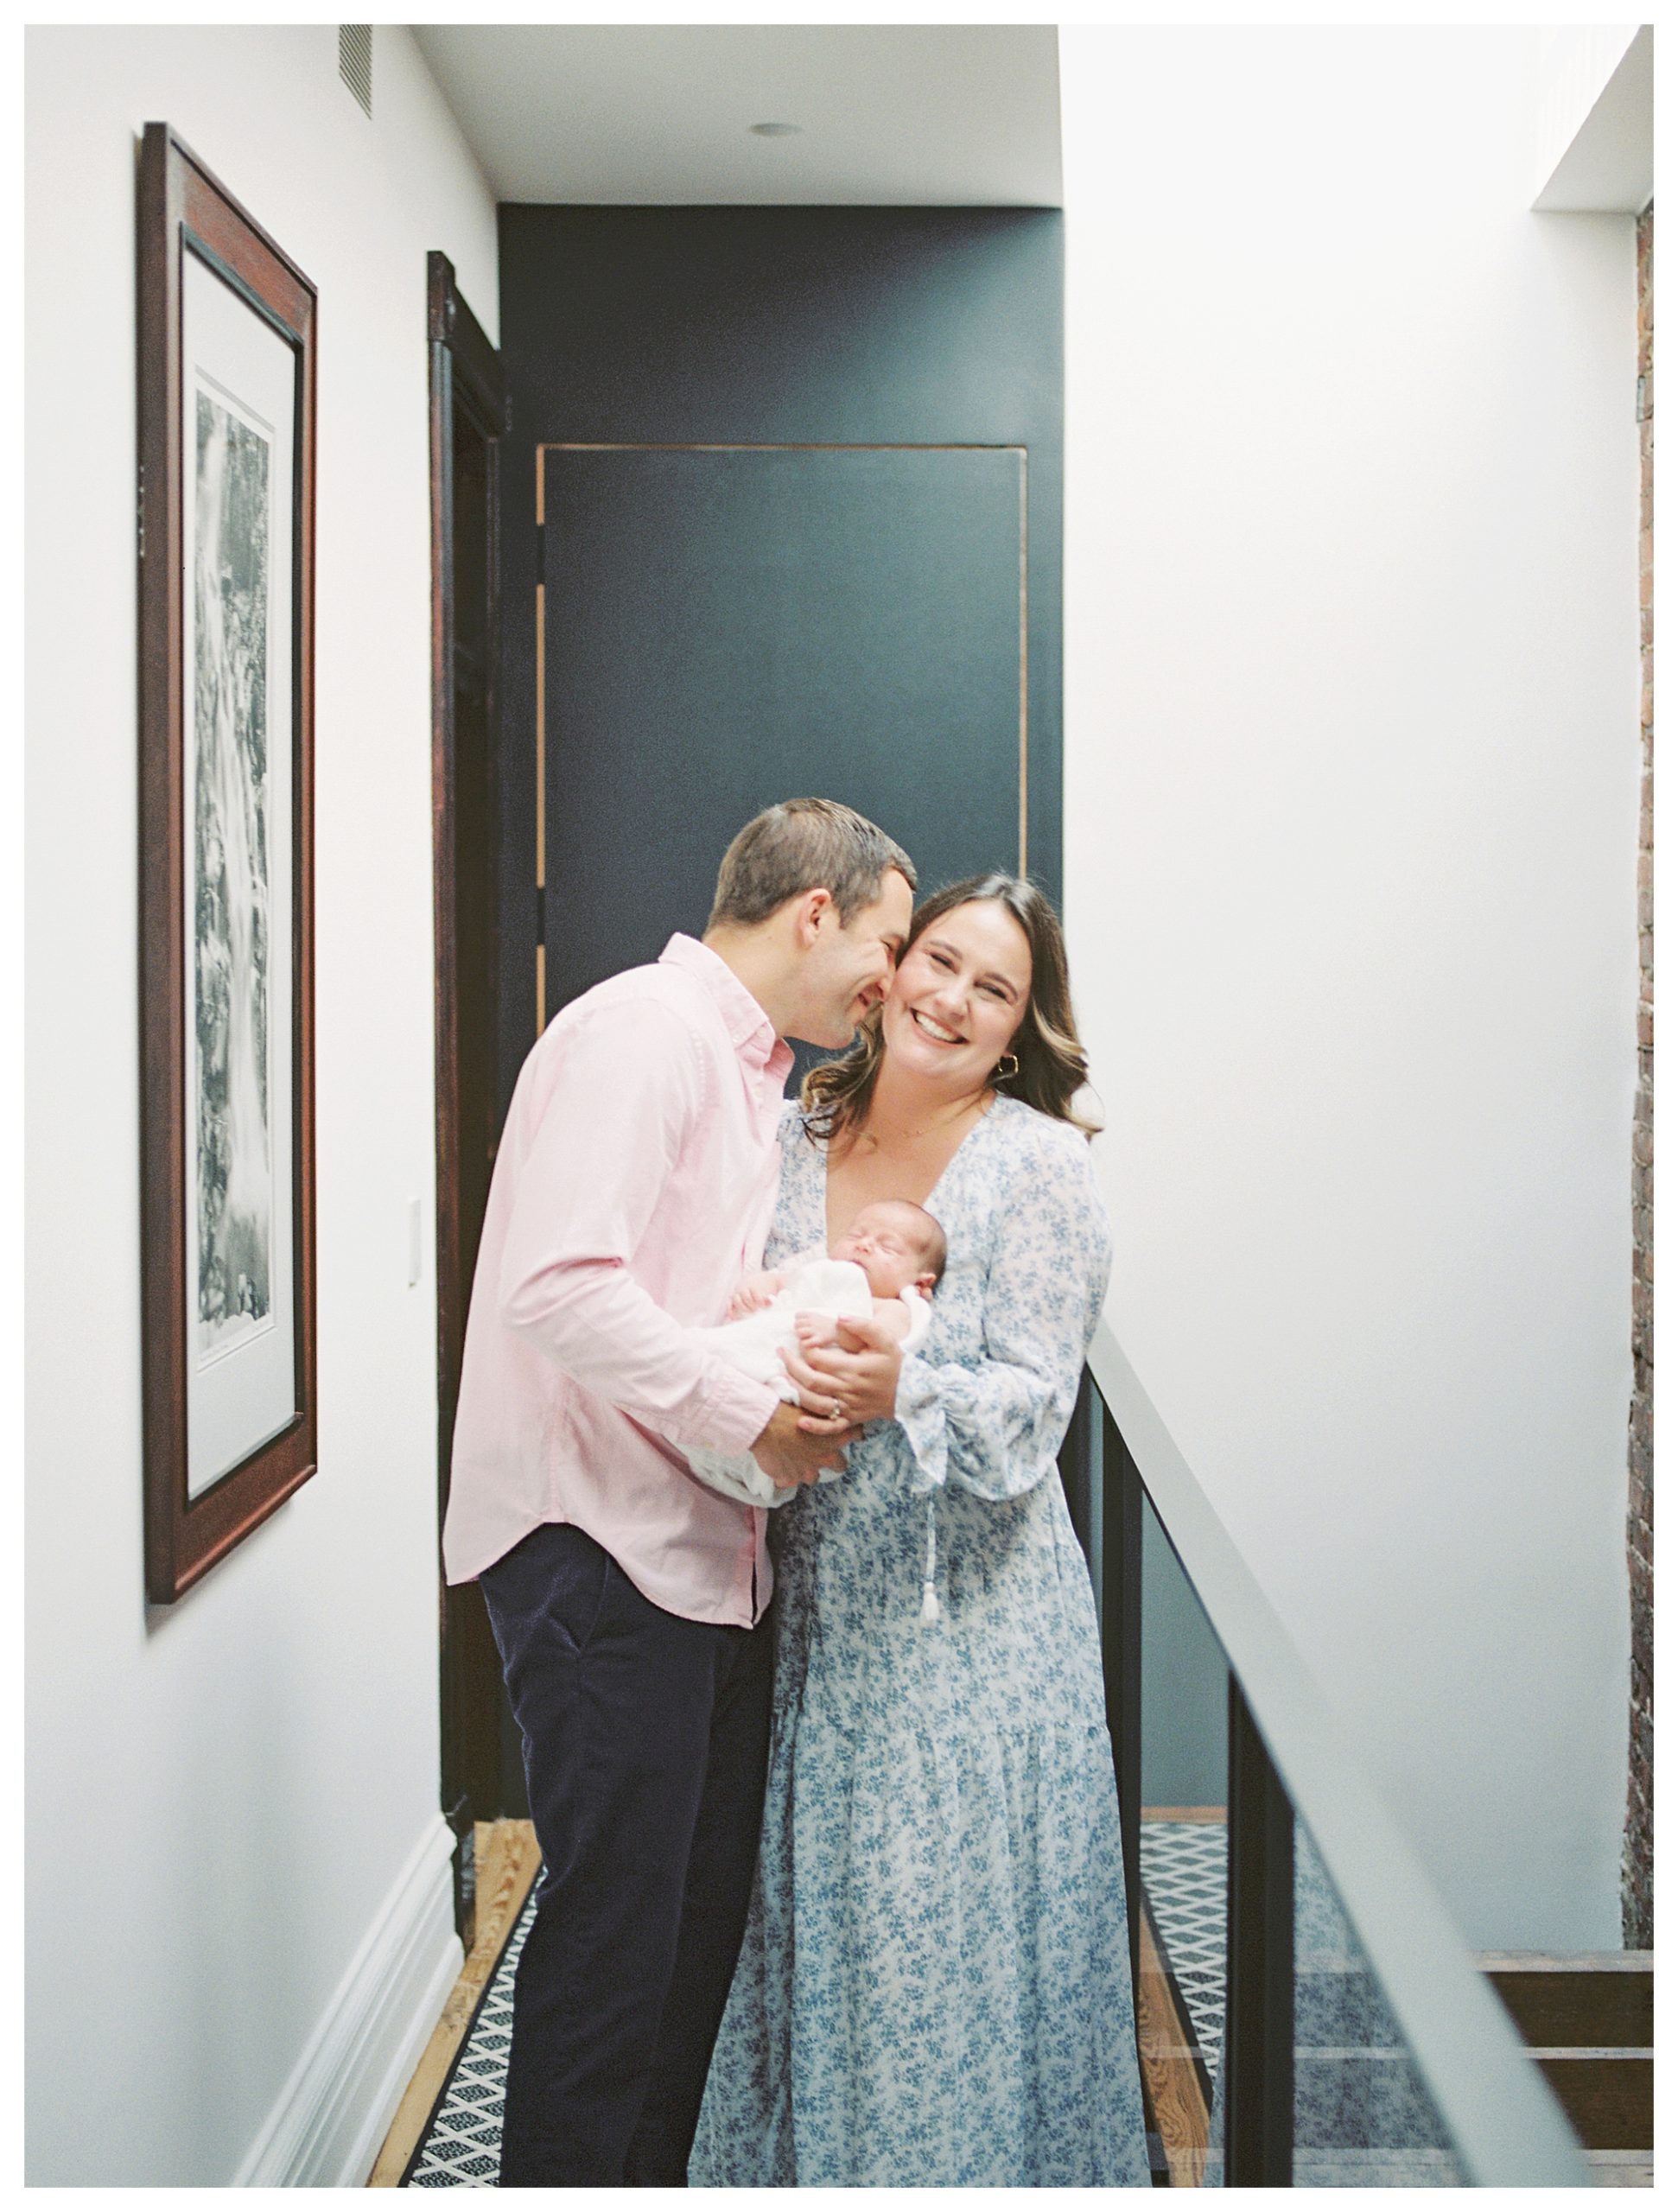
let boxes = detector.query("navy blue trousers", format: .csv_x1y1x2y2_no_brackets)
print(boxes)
478,1521,773,2187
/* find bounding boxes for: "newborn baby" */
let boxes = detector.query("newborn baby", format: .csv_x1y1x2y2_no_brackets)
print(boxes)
685,1199,947,1510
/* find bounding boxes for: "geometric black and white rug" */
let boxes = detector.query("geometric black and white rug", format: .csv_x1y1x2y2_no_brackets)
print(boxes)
1138,1818,1228,2082
403,1888,539,2187
402,1828,1229,2183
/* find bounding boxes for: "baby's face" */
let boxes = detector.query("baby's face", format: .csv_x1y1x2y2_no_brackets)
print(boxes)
831,1205,938,1299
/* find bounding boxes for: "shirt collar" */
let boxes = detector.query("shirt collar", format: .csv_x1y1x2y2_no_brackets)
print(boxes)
659,934,793,1081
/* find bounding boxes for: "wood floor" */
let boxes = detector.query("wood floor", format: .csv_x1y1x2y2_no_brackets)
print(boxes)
1135,1898,1211,2186
365,1820,542,2188
360,1822,1651,2190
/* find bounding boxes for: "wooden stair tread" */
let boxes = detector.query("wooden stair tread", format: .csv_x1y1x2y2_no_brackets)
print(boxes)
1531,2055,1653,2153
1475,1954,1652,2154
1479,1954,1653,2063
1584,2150,1655,2188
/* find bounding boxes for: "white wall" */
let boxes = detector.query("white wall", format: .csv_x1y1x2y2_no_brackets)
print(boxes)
25,28,497,2183
1062,27,1637,1950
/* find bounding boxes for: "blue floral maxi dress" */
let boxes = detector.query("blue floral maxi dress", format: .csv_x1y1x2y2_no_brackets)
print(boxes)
689,1098,1152,2187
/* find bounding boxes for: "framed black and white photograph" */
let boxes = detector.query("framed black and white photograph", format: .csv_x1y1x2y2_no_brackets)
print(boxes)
137,124,317,1602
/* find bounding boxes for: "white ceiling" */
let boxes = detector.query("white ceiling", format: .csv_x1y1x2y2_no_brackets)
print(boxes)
411,24,1062,207
1532,24,1653,213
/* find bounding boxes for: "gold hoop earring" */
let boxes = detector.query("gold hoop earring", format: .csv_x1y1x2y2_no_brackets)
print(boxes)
995,1052,1020,1082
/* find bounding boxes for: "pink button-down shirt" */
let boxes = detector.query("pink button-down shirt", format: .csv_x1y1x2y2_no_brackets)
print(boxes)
442,936,793,1624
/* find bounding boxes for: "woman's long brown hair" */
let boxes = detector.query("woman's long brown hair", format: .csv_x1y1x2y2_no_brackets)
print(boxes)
800,874,1102,1146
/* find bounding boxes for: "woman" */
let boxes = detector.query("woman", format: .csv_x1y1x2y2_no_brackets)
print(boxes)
689,874,1151,2188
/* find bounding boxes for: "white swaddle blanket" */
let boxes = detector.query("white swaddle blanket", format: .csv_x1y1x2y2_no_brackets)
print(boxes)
685,1254,931,1509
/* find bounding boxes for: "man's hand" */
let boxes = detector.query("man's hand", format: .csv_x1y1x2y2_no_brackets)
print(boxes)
747,1399,856,1490
779,1312,904,1429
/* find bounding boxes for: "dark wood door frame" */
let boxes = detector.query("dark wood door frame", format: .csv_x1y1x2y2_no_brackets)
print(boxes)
429,251,510,1942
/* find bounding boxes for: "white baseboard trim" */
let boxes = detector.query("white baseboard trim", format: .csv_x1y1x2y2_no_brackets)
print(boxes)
235,1814,463,2188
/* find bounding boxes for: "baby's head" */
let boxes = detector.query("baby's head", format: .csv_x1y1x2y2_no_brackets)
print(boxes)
830,1200,947,1301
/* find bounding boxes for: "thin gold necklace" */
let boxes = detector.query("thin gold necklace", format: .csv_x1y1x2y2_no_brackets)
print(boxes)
857,1089,992,1152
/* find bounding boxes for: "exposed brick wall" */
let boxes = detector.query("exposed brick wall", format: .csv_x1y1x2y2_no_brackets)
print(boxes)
1623,200,1654,1951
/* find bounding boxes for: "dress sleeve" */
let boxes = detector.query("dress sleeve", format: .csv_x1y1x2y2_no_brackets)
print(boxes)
892,1122,1113,1501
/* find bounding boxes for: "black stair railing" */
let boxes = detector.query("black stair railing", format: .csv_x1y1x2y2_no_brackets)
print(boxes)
1058,1324,1590,2189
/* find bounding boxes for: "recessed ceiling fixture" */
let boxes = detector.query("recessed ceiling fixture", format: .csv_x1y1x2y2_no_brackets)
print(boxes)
339,23,372,118
749,121,802,137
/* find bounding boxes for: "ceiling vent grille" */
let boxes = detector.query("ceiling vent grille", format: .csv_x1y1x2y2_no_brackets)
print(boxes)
339,25,372,118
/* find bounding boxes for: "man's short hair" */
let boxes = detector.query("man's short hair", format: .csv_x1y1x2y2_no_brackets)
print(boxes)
708,798,916,931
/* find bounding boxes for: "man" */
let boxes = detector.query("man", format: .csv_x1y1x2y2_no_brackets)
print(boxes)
442,798,916,2186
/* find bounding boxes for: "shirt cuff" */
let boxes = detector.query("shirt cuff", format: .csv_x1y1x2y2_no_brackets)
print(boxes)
893,1355,947,1494
679,1363,783,1457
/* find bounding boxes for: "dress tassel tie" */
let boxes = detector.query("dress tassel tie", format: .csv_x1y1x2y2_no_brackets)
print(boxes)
920,1494,940,1624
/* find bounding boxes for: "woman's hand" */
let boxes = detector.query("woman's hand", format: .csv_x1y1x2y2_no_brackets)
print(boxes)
780,1313,904,1429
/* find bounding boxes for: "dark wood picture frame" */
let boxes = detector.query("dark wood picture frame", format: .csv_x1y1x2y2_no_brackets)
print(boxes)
137,124,318,1602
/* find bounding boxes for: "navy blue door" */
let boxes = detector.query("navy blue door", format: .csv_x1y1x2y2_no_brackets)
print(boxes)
498,206,1062,1084
539,442,1027,1014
